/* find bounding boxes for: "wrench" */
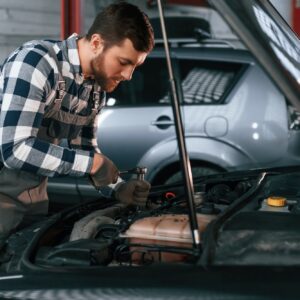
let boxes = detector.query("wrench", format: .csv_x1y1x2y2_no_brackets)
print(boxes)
119,167,147,181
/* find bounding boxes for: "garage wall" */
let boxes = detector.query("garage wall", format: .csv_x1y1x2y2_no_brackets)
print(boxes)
0,0,294,65
0,0,61,64
87,0,294,39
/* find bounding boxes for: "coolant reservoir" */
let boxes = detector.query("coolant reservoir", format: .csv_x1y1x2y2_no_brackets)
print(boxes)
260,196,289,213
122,213,216,263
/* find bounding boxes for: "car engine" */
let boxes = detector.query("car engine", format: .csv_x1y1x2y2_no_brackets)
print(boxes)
2,169,300,273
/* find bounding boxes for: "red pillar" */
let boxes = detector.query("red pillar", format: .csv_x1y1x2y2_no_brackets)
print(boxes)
61,0,83,40
292,0,300,37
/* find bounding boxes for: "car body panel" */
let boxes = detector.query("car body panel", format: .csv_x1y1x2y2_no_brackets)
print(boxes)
139,136,255,182
98,106,176,172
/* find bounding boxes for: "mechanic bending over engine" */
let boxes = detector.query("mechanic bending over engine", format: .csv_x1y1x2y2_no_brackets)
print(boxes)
0,2,154,249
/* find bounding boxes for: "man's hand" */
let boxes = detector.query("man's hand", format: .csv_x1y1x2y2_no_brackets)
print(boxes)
90,153,119,188
114,179,151,206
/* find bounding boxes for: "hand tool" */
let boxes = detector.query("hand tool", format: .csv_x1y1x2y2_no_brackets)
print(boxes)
119,167,147,181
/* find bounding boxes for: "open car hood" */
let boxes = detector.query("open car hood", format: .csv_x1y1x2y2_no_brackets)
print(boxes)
209,0,300,110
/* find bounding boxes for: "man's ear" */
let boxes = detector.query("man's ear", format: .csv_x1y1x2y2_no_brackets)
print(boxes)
90,34,105,54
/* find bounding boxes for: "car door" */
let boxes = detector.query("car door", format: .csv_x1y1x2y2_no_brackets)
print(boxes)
97,54,178,176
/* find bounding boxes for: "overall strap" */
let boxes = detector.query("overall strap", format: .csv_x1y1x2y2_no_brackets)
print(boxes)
92,83,101,109
40,41,103,115
40,41,66,111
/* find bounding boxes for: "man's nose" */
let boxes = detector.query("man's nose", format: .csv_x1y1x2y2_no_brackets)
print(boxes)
121,66,134,81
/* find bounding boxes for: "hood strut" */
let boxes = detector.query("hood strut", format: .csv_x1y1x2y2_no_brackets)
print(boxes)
157,0,200,250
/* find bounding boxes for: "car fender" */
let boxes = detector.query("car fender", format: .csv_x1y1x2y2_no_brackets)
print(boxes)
138,136,256,182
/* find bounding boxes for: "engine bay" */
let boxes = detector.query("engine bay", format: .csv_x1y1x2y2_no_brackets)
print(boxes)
2,169,300,272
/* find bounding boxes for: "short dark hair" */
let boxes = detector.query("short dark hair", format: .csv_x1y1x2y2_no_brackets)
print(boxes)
86,1,154,53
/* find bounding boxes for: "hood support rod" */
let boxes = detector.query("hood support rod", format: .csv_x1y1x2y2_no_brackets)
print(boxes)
157,0,200,250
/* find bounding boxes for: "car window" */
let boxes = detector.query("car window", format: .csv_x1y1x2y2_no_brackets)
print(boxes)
106,57,170,107
174,60,242,105
106,57,244,107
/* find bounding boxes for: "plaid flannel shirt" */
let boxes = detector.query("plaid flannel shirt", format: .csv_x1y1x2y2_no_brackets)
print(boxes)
0,34,105,178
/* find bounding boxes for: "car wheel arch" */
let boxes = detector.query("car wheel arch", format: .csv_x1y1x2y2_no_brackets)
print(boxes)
137,137,254,184
151,159,226,185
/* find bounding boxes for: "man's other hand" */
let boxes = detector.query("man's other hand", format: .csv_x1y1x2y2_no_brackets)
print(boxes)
114,179,151,206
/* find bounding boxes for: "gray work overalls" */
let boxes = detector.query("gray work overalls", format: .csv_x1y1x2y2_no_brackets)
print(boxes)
0,42,103,248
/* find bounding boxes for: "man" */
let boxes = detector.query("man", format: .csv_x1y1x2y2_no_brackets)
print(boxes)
0,2,154,248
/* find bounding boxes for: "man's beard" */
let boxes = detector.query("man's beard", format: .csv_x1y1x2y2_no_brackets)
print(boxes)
91,53,122,92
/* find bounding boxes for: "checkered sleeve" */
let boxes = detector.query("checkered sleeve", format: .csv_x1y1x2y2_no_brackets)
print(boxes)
69,113,101,153
0,45,93,177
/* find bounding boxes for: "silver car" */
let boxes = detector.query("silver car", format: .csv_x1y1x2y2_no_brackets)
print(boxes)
48,36,300,202
102,45,300,172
